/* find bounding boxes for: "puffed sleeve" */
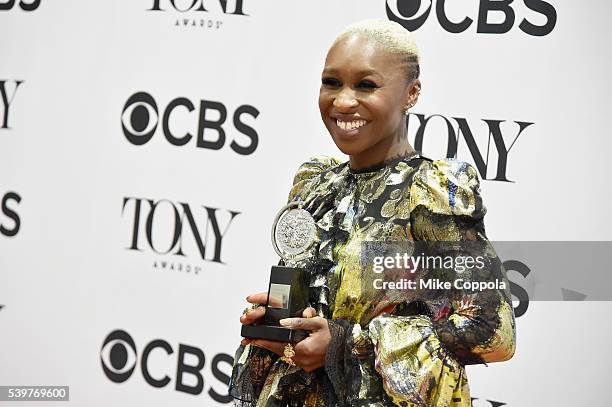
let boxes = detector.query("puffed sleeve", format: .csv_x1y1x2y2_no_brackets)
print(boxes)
324,159,515,406
287,155,343,203
228,155,342,406
408,159,516,365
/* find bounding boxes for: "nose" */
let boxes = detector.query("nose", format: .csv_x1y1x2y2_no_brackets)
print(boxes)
333,88,358,111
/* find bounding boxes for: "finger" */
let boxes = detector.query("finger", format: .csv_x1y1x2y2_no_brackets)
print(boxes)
246,292,268,305
251,339,285,356
302,307,317,318
240,306,266,324
239,307,264,324
279,316,326,331
267,296,283,308
240,338,252,346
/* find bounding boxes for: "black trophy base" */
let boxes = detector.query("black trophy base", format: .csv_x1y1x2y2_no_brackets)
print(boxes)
241,324,309,343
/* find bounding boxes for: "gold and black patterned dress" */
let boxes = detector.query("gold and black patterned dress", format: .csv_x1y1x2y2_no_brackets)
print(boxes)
229,154,516,407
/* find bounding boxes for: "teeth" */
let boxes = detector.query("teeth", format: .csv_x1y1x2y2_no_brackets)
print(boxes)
336,119,366,131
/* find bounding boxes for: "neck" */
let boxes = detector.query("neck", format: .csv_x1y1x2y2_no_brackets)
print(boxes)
349,133,415,171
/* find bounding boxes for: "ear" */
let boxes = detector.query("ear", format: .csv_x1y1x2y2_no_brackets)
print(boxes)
403,79,422,112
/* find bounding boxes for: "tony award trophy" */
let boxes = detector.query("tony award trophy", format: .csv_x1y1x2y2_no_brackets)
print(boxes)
240,201,316,344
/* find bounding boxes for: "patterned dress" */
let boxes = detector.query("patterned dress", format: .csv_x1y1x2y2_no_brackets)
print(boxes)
229,154,516,406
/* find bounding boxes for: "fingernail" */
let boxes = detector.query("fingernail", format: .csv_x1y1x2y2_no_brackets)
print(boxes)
246,295,251,301
279,318,290,326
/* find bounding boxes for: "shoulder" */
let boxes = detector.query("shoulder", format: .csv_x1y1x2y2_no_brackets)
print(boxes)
409,157,486,219
288,155,344,202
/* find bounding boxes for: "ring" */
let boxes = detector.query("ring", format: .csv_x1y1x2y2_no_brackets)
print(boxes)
242,303,261,316
280,343,296,366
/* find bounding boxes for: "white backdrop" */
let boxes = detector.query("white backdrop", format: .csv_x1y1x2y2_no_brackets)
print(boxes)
1,1,611,406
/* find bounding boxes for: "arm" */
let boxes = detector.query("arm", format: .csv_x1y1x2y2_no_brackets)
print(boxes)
408,159,516,365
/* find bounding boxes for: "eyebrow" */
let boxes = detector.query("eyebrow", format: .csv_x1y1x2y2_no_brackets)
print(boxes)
322,67,382,78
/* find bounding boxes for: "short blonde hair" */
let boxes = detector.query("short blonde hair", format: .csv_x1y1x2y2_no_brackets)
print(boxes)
333,19,420,82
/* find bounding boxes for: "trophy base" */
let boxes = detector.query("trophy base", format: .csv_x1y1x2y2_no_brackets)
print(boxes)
241,324,309,342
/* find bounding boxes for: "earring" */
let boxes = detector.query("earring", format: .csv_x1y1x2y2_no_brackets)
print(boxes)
404,103,414,115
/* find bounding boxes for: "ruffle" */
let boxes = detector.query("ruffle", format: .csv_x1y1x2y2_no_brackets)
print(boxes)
286,156,355,318
368,314,470,406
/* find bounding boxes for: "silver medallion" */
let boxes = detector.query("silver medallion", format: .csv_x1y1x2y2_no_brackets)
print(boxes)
272,201,317,262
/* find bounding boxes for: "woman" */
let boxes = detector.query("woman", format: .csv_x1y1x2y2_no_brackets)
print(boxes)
230,19,516,406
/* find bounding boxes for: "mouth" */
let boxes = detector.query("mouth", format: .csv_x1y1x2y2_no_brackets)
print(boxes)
333,118,368,135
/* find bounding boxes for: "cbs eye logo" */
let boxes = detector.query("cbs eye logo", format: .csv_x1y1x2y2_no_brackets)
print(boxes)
0,0,40,11
386,0,557,36
100,330,138,383
387,0,432,32
121,91,259,155
121,92,158,146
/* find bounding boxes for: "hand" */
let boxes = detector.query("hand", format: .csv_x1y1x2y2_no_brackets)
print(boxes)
239,293,317,346
250,315,331,373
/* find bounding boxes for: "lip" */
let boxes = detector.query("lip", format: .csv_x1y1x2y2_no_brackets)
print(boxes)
330,113,366,121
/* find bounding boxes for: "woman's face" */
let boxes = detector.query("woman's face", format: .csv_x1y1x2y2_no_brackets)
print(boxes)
319,34,419,165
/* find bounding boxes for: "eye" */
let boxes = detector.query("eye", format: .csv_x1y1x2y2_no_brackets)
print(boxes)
322,77,341,88
356,80,378,90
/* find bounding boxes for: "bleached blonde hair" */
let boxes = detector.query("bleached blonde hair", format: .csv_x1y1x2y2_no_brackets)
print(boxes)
333,19,420,82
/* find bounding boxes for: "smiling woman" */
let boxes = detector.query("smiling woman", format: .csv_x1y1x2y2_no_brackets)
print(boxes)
229,19,515,407
319,22,421,170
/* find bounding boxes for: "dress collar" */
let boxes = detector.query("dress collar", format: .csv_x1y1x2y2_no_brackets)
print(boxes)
348,151,423,175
